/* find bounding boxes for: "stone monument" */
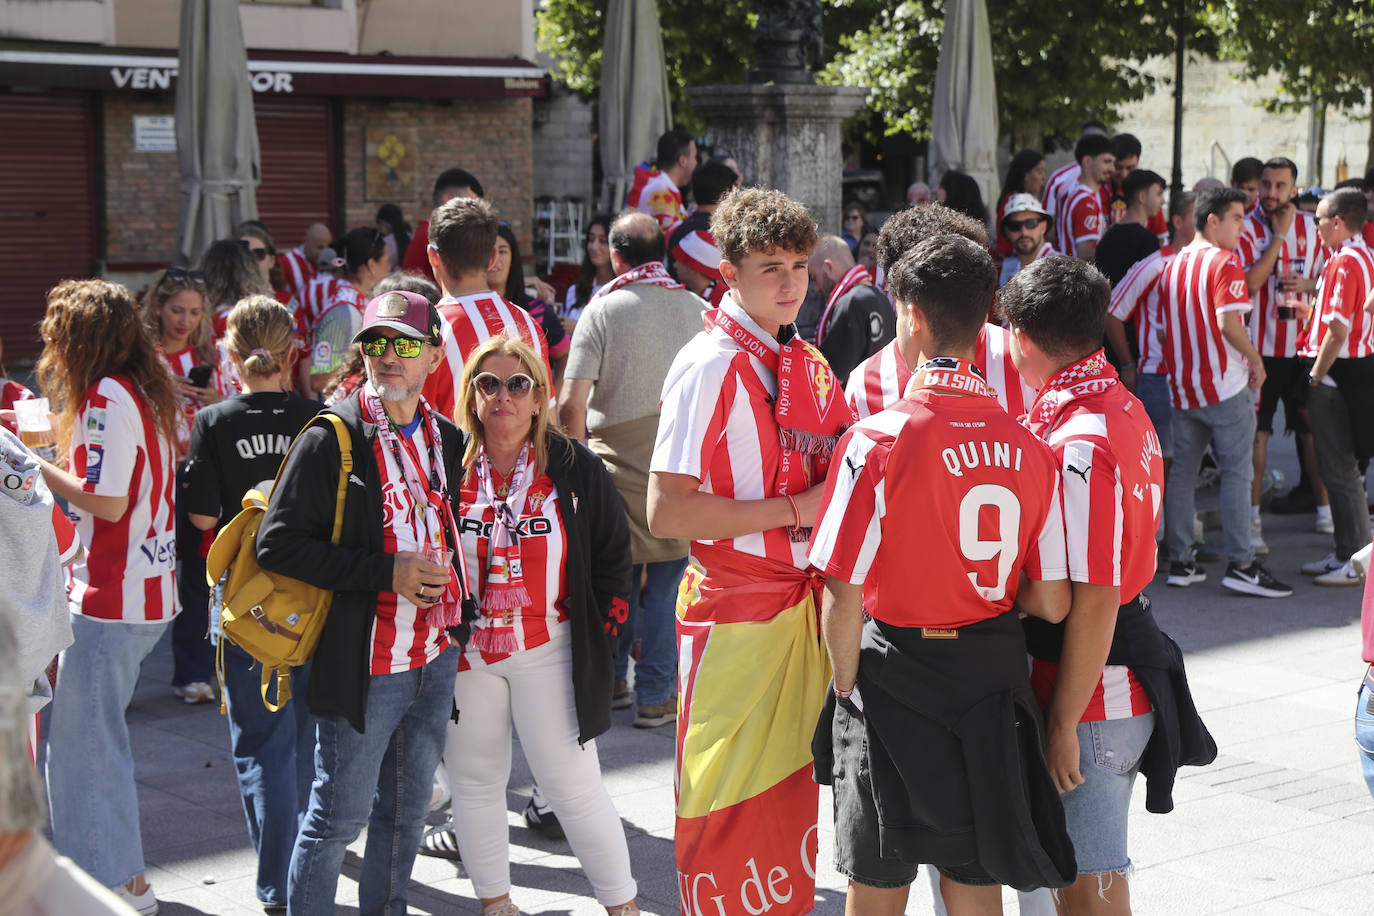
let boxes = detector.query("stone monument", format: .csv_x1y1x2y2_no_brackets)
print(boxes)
686,0,866,234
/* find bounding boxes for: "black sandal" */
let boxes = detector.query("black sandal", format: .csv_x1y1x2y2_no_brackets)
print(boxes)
418,821,462,860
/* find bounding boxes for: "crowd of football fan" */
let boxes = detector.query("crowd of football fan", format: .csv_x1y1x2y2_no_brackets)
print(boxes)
2,121,1374,916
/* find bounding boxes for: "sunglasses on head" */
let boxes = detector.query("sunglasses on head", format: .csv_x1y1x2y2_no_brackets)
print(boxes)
472,371,535,398
236,239,274,261
360,334,426,358
164,268,206,283
1006,216,1044,232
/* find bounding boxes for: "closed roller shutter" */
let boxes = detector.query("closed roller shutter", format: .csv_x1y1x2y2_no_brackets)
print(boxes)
0,92,97,362
254,97,336,249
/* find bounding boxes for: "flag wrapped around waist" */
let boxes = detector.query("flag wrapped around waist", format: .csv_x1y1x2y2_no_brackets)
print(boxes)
674,544,831,916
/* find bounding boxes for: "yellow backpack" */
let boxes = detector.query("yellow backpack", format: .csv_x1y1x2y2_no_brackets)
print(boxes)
206,413,352,712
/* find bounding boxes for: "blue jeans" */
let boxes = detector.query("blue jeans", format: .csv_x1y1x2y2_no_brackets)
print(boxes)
1167,388,1256,565
172,483,214,686
222,640,316,907
1356,679,1374,800
46,613,170,887
287,646,459,916
1060,713,1155,873
1136,373,1174,460
614,558,687,706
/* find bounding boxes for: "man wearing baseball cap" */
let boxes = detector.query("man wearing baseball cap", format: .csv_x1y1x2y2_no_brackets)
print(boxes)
257,287,470,915
999,193,1055,287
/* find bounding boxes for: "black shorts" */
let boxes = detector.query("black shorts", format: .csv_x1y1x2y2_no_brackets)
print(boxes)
830,696,998,890
1257,356,1311,435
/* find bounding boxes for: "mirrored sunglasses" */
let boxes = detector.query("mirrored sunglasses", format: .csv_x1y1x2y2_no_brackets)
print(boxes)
472,371,535,398
360,334,426,358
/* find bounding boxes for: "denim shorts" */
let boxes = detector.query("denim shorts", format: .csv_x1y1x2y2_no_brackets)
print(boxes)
830,697,997,889
1354,677,1374,800
1059,713,1155,874
1135,373,1174,460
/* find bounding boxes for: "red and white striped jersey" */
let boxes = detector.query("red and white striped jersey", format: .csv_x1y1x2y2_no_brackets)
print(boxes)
457,472,570,670
1044,162,1080,223
844,327,1034,420
422,292,552,423
52,501,80,563
297,275,364,337
1305,237,1374,361
1025,365,1161,721
1108,246,1175,375
808,390,1067,628
625,165,686,237
1160,240,1253,409
360,392,451,674
1237,210,1324,358
1057,184,1104,256
67,375,178,623
278,247,317,302
651,298,811,570
160,345,225,455
977,324,1036,417
845,340,910,421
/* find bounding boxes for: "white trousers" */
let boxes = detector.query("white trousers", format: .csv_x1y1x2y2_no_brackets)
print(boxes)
445,635,637,906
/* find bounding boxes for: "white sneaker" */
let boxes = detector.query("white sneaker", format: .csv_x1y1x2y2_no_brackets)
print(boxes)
1301,552,1342,576
1316,512,1335,535
112,878,158,915
1250,517,1269,555
1315,559,1362,587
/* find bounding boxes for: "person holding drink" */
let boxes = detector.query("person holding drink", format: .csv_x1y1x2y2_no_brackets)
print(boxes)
1236,157,1331,554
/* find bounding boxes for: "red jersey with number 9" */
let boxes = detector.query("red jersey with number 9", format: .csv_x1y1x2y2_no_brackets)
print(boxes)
809,390,1067,628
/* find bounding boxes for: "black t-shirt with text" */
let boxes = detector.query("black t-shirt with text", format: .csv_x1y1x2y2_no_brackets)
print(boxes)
182,391,322,531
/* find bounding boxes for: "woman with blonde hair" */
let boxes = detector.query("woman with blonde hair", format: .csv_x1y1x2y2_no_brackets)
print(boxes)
181,295,321,912
142,266,225,704
35,279,180,915
444,334,639,916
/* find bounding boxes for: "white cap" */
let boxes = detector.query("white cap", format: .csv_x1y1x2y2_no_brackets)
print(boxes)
1000,193,1053,235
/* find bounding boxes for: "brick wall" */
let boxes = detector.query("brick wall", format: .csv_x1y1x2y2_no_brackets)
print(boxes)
340,97,535,259
103,93,180,263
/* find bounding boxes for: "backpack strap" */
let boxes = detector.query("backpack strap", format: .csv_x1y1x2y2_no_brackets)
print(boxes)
316,413,353,546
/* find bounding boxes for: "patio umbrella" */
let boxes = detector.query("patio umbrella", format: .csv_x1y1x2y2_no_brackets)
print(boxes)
929,0,1000,220
174,0,260,267
598,0,672,210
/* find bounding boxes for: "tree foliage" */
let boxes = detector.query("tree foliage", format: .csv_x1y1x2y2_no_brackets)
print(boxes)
1207,0,1373,165
536,0,756,134
820,0,1216,146
536,0,1220,146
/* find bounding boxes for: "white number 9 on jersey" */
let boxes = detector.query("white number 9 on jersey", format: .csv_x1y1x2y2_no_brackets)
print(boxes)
958,483,1021,602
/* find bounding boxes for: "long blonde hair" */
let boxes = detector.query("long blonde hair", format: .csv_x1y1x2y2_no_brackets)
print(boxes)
456,334,565,478
224,295,296,378
38,280,180,457
142,268,215,366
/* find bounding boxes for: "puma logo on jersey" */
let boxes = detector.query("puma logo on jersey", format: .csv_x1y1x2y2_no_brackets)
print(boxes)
1066,464,1090,483
846,456,863,478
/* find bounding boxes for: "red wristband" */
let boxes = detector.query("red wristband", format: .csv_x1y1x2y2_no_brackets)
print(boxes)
785,493,801,530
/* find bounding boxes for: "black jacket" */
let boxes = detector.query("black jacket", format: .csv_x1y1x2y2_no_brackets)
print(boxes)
255,395,466,734
530,433,633,744
814,611,1077,892
1023,593,1217,813
818,283,895,382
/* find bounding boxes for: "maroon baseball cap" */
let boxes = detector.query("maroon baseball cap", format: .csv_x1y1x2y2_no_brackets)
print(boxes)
354,290,442,345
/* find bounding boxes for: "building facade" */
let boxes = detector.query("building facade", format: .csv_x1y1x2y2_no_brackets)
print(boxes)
0,0,544,359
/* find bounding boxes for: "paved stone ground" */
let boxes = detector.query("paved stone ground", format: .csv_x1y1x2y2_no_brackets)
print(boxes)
36,446,1374,914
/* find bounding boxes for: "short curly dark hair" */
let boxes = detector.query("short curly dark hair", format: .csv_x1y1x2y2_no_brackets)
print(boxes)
876,205,987,274
710,187,818,264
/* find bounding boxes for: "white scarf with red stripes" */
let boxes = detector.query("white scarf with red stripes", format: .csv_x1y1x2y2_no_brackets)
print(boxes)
590,260,683,302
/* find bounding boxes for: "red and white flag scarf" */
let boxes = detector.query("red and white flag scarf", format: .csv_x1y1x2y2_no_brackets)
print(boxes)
1024,349,1118,439
815,264,873,345
470,442,535,654
708,306,855,539
590,260,683,302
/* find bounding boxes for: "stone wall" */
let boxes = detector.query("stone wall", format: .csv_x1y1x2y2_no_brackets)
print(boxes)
1111,58,1369,188
340,97,535,257
532,84,595,207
